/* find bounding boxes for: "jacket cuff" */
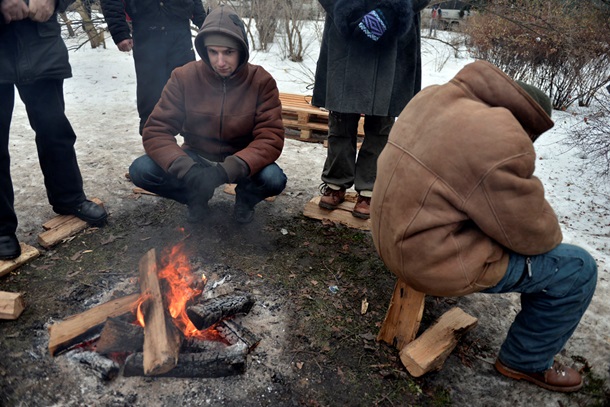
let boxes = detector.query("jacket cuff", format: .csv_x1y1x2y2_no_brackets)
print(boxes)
168,155,196,179
219,155,250,183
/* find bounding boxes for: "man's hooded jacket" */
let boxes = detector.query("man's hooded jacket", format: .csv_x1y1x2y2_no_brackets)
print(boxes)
141,6,285,182
371,60,561,297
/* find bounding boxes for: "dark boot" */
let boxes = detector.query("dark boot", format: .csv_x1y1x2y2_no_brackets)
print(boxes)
0,234,21,260
53,199,108,226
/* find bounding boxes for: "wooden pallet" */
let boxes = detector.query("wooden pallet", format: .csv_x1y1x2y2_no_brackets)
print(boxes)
302,192,370,230
280,93,364,140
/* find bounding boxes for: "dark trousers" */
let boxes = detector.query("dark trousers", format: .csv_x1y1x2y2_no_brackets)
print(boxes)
0,80,85,235
132,25,195,134
321,112,394,193
129,150,287,208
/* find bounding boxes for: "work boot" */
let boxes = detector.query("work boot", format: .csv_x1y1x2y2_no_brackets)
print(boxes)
53,199,108,226
319,184,345,210
352,195,371,219
0,234,21,260
495,359,583,393
187,202,210,224
233,201,255,224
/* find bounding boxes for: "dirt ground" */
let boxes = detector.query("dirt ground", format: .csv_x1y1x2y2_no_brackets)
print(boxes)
1,125,609,405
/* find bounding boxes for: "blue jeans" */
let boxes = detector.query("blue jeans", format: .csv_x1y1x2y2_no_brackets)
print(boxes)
129,150,287,208
482,243,597,372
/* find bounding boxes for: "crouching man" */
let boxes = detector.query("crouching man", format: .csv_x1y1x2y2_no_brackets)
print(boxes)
371,60,597,392
129,5,287,224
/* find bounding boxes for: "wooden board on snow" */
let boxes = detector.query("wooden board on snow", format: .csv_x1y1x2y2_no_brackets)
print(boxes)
38,198,104,249
0,243,40,278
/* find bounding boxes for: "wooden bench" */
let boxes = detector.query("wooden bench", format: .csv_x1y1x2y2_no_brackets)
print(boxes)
279,93,364,140
377,279,478,377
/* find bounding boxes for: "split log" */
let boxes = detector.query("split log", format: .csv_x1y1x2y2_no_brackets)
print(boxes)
48,293,139,356
186,293,255,331
95,317,144,355
138,249,181,375
0,244,40,278
217,320,260,351
399,307,478,377
123,341,247,378
377,279,426,350
0,291,25,320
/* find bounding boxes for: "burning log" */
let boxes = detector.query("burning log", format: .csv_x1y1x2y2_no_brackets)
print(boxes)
217,320,260,351
138,249,181,375
48,293,139,356
186,293,255,331
95,317,144,355
123,341,247,378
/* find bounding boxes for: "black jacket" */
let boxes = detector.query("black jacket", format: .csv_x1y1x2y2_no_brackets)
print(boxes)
312,0,430,117
101,0,206,45
0,0,74,85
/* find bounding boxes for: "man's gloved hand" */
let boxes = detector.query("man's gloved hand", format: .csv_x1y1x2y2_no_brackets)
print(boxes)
183,164,228,204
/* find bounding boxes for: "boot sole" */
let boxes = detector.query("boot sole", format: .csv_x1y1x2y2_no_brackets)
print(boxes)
318,200,345,211
495,360,583,393
351,210,370,219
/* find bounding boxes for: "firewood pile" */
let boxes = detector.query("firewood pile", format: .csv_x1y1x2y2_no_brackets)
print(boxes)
47,246,260,379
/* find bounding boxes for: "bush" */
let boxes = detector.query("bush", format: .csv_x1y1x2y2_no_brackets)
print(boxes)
463,0,610,110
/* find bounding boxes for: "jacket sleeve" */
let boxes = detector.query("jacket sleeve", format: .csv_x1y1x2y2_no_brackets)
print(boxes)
233,74,284,175
464,150,562,255
100,0,132,44
142,71,191,175
191,0,206,29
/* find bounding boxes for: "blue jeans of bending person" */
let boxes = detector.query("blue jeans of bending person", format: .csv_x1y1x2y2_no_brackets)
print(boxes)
482,243,597,373
129,150,287,209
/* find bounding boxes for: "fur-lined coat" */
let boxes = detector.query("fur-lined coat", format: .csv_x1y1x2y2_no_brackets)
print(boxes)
312,0,431,116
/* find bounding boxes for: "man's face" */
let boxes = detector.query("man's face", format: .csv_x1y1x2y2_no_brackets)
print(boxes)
207,46,240,78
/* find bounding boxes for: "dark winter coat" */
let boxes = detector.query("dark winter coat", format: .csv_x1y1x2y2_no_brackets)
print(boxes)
371,60,559,297
312,0,430,117
0,0,75,85
142,6,284,180
100,0,206,45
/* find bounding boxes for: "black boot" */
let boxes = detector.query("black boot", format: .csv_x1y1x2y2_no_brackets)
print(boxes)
233,201,255,224
53,200,108,226
0,234,21,260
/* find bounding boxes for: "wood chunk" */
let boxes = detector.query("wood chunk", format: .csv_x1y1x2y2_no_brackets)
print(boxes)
377,280,426,349
123,342,247,378
48,293,139,356
399,307,478,377
138,249,181,375
132,187,158,196
223,184,276,202
95,317,144,355
0,291,25,320
186,293,255,331
303,195,370,230
217,319,261,351
0,243,40,278
38,197,104,248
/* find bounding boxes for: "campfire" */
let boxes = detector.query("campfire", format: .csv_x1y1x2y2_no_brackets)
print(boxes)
47,242,259,379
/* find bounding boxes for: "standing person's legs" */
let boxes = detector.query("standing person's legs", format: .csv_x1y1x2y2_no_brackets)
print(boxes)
0,84,21,260
483,243,597,392
352,115,393,218
17,80,107,224
133,27,195,134
234,163,287,224
319,112,360,209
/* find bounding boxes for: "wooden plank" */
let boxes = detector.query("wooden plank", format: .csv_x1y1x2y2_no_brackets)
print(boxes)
399,307,478,377
0,291,25,320
223,184,276,202
0,243,40,278
138,249,181,376
303,195,370,231
47,293,139,356
377,280,426,349
38,198,104,249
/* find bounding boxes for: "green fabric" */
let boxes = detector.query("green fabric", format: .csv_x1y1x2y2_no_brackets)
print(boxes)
515,80,553,118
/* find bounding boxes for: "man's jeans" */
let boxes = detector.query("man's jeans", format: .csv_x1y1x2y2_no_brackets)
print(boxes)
482,243,597,372
129,150,287,208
